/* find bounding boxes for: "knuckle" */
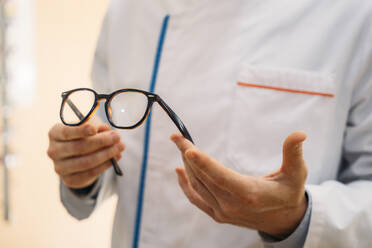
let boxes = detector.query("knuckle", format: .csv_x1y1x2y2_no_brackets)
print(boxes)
82,124,92,133
47,147,56,159
61,127,70,140
214,218,223,224
48,129,53,140
48,123,60,140
213,212,225,224
188,194,197,205
54,164,63,175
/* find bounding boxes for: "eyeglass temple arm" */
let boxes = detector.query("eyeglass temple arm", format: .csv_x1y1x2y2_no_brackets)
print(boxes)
65,98,123,176
66,99,85,120
156,97,194,144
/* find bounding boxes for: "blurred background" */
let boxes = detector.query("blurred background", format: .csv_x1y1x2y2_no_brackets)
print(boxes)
0,0,117,247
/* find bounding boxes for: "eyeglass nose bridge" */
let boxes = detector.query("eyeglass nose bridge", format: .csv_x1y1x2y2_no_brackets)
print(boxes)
97,93,111,99
84,94,110,123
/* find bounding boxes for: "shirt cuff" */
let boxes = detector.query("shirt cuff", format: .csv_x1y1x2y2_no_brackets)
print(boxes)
61,176,102,200
259,190,312,248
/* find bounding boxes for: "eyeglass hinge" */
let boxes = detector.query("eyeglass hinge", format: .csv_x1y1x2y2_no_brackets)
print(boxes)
148,94,159,100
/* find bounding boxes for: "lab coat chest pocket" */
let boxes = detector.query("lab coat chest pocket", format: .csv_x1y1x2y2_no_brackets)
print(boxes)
226,65,337,177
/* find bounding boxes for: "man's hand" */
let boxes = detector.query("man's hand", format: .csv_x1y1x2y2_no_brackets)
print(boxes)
171,131,308,236
47,122,125,189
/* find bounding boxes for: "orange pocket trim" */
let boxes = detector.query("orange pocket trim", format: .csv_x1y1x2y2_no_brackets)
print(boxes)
237,82,334,98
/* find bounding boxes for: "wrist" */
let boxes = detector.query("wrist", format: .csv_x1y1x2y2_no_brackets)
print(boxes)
263,192,308,237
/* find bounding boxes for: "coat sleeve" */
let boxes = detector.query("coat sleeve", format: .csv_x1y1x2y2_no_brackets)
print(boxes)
59,10,118,219
260,192,312,248
305,14,372,248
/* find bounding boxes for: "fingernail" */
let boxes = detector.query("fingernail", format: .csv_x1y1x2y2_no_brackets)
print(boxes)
170,135,178,143
170,133,183,142
86,126,95,135
111,132,120,142
117,142,125,151
116,153,123,161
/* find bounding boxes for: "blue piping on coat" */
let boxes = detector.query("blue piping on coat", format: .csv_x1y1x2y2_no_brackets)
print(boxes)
132,15,170,248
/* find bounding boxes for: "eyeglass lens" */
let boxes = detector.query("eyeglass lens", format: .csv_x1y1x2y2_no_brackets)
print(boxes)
62,89,96,125
62,90,150,128
108,91,148,127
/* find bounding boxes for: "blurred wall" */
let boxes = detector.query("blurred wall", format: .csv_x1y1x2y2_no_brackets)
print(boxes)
0,0,116,247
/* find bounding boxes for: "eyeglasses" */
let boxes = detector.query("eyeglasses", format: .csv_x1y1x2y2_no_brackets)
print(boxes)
60,88,194,176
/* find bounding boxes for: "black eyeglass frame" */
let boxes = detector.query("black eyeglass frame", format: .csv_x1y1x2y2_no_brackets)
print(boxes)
60,88,194,143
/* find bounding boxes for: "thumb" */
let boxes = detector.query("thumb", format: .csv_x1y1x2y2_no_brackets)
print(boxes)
281,131,307,179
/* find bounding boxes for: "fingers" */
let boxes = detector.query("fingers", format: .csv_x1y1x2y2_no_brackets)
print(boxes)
172,133,220,206
281,131,307,179
170,133,193,153
186,156,231,202
48,123,97,141
50,130,122,160
48,121,125,189
62,153,122,188
171,132,251,194
97,124,111,133
184,160,220,208
54,141,125,176
175,167,216,219
184,148,250,194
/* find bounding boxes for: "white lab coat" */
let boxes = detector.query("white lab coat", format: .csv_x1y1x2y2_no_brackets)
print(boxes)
63,0,372,247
